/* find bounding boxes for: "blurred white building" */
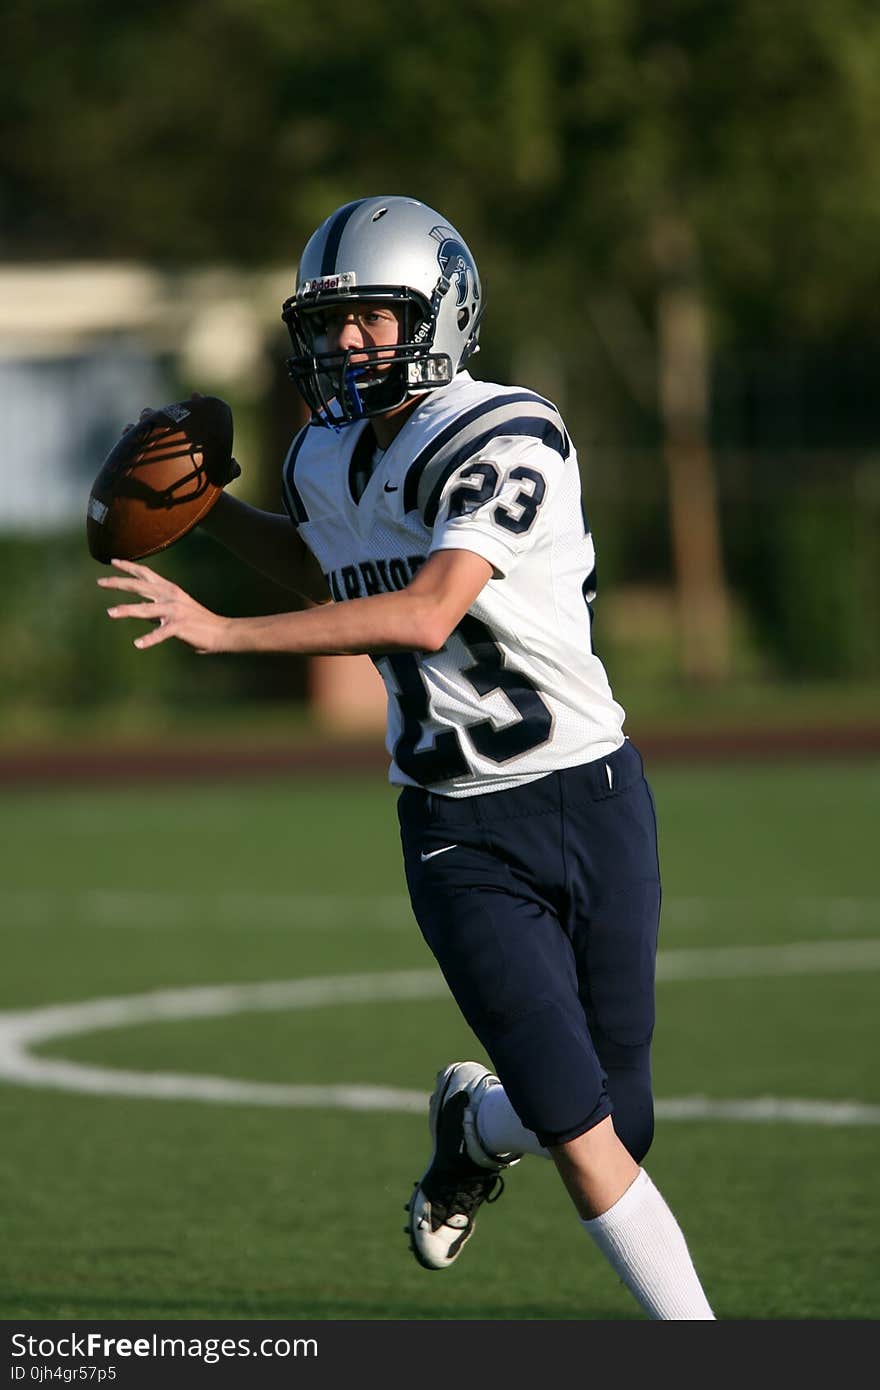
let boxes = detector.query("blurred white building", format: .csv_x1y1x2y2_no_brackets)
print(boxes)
0,263,291,532
0,262,387,728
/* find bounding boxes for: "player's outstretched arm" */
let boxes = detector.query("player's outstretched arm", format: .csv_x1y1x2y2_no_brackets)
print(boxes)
98,549,493,656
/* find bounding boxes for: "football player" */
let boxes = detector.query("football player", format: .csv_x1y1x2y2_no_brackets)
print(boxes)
100,195,714,1319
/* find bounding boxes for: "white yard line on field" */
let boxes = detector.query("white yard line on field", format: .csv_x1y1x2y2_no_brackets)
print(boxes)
656,937,880,979
0,890,415,929
0,954,878,1124
0,890,877,932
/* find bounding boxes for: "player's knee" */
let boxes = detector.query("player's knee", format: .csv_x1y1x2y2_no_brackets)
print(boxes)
615,1099,654,1164
600,1041,654,1163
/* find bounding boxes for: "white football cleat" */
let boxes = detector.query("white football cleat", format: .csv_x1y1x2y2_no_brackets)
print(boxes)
406,1062,521,1271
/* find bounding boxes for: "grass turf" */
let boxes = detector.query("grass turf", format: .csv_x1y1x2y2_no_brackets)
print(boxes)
0,760,877,1320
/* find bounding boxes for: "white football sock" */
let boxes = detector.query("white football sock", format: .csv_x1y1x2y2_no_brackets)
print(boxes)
582,1168,715,1319
475,1083,550,1160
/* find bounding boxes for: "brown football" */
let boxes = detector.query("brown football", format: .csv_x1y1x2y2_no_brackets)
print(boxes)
86,395,234,564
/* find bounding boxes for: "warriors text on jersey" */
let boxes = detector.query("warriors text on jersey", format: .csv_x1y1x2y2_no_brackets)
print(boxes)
282,372,626,796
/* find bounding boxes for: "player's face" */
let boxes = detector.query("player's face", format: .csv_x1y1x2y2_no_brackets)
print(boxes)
302,298,417,440
316,301,402,366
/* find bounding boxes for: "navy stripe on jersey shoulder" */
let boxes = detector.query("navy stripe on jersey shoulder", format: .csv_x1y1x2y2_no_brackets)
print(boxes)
422,414,571,526
281,425,312,525
402,390,561,514
320,200,368,275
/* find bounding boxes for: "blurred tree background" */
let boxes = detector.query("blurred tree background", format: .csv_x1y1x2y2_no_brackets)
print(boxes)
2,0,879,734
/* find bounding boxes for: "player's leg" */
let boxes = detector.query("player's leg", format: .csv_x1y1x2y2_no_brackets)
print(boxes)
400,881,609,1270
588,1034,654,1162
402,842,612,1149
440,739,661,1168
563,739,661,1163
397,758,715,1317
550,1118,715,1319
554,741,713,1317
398,779,613,1270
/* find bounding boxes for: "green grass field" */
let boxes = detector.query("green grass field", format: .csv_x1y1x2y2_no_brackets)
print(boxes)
0,760,877,1321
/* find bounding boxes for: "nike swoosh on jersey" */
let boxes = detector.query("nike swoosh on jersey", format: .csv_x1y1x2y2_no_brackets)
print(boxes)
384,482,398,492
419,844,459,861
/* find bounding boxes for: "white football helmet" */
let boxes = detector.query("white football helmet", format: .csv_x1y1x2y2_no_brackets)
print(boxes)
282,195,483,427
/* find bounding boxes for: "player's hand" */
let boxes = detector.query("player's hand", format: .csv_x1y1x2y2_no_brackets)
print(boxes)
98,558,231,653
119,395,241,485
209,452,242,487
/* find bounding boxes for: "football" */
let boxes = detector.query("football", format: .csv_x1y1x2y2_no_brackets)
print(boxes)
86,395,236,564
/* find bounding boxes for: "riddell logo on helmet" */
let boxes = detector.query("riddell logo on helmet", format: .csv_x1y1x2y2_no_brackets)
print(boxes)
301,272,358,296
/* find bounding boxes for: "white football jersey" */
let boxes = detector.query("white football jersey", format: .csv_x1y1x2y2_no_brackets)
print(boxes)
282,372,625,796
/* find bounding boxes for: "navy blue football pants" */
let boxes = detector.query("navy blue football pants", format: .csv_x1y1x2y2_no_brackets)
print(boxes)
398,738,661,1158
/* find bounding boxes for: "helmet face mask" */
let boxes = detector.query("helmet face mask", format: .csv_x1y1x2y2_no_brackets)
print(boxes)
282,197,483,428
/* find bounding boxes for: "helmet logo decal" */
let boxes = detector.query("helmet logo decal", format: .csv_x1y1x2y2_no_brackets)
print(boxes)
429,226,476,307
299,271,358,298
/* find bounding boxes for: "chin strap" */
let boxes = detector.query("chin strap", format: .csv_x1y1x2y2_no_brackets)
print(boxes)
341,366,367,421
